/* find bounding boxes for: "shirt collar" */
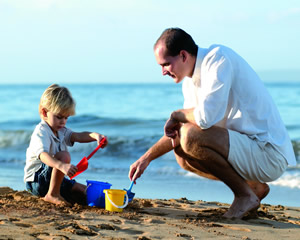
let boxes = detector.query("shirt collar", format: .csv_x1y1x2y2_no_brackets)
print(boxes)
191,46,208,87
41,120,60,141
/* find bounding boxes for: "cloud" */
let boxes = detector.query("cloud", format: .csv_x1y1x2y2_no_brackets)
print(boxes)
0,0,60,10
267,7,300,23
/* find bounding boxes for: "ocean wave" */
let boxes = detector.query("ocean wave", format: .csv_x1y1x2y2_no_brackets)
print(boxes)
286,124,300,132
0,130,161,163
0,114,166,132
70,135,160,159
0,158,24,165
0,119,38,130
1,115,300,165
0,130,32,148
1,128,300,162
0,114,165,147
292,140,300,162
67,115,166,129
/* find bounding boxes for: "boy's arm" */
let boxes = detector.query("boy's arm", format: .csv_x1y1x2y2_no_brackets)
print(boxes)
70,132,107,146
39,152,77,177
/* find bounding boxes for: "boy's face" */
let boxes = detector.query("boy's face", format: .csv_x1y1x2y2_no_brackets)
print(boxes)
43,110,69,135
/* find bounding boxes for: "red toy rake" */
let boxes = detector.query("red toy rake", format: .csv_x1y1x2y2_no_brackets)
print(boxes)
70,137,107,179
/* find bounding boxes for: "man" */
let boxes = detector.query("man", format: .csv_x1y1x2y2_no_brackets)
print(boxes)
128,28,296,219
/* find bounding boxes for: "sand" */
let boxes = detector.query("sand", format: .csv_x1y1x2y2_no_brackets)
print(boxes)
0,187,299,240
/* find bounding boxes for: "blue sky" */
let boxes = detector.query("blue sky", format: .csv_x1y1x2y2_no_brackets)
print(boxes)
0,0,299,84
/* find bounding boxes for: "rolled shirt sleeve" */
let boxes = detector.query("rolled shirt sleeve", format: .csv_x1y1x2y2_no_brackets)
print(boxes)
193,49,233,129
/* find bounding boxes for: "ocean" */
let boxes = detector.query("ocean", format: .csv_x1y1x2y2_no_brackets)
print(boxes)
0,82,299,207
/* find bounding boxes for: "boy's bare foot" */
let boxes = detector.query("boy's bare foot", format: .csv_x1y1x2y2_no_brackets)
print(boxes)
223,193,260,219
42,193,70,206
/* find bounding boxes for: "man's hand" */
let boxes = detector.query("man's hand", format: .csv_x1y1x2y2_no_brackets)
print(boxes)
128,157,150,183
128,133,178,183
164,118,181,147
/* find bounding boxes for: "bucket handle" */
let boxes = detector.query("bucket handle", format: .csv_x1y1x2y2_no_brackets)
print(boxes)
105,191,128,209
85,183,91,194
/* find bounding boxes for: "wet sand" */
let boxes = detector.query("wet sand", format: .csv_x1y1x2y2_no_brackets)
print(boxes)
1,187,299,239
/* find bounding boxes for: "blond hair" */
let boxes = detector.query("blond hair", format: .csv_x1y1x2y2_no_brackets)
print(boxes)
39,84,75,119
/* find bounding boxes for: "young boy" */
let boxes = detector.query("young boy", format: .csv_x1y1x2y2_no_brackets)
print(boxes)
24,84,107,205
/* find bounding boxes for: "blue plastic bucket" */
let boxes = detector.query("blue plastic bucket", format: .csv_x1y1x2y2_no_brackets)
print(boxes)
86,180,112,207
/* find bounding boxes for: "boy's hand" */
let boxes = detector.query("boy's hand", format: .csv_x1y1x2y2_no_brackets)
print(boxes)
99,135,108,148
71,132,108,147
92,133,108,148
60,163,78,178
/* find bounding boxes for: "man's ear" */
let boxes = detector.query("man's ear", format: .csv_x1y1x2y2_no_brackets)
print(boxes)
180,50,187,62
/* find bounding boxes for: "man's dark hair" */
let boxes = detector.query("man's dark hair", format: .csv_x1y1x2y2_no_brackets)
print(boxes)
154,28,198,57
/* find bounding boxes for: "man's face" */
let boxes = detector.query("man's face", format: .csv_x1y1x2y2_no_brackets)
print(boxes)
154,42,186,84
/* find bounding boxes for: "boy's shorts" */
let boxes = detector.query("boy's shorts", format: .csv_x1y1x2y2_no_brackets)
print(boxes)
227,129,288,183
26,163,76,201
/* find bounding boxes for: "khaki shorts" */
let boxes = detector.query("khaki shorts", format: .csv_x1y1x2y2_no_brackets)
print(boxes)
228,130,288,183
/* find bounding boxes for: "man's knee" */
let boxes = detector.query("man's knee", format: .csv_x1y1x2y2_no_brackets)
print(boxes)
179,123,229,160
174,147,218,180
179,123,202,154
54,151,71,163
174,142,205,172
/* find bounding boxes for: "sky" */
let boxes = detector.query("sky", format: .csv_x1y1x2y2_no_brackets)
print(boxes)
0,0,299,84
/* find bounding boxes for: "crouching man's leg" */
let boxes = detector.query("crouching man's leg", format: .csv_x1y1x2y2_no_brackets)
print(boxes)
174,123,261,219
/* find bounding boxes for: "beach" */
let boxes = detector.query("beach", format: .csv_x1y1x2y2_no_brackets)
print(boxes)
0,83,300,239
1,187,300,240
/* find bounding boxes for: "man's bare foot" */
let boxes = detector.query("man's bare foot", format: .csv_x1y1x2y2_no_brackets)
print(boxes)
42,193,70,206
247,181,270,200
223,193,260,219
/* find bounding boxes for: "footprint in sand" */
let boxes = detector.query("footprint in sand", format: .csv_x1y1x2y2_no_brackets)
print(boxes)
137,236,152,240
143,218,166,224
56,222,98,236
8,218,33,228
175,232,193,238
30,232,50,239
50,235,70,240
14,222,33,228
31,232,70,240
109,219,123,225
120,228,144,235
8,217,21,222
96,223,119,230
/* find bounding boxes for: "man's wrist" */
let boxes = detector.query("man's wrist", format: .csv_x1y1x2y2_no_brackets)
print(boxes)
170,111,180,123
